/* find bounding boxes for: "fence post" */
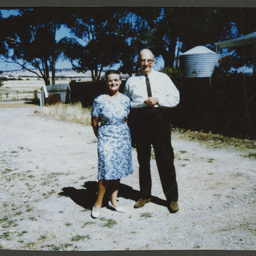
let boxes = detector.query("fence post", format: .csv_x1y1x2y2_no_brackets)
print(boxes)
40,84,48,108
40,89,44,107
34,90,38,102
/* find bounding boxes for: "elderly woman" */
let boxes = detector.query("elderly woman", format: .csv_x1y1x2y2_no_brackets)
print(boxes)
91,70,133,218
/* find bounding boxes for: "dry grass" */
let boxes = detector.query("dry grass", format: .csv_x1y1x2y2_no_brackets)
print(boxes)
35,102,256,150
0,102,36,108
36,102,91,125
174,128,256,150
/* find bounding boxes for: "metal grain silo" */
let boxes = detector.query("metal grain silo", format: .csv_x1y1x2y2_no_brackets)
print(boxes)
180,46,221,77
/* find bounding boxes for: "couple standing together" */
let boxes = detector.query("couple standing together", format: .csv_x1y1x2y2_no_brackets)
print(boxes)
91,49,180,219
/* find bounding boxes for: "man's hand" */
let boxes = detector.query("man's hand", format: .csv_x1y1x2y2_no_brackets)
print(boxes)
144,97,159,107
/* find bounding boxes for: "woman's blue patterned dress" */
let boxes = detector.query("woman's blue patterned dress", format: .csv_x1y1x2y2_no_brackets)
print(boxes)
91,93,133,180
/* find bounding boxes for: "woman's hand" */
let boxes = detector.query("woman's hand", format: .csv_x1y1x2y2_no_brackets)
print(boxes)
91,116,99,138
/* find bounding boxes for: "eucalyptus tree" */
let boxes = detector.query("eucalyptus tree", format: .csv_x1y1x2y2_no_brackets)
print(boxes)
2,8,68,85
222,8,256,68
146,7,240,68
0,13,9,58
60,8,127,80
117,7,162,75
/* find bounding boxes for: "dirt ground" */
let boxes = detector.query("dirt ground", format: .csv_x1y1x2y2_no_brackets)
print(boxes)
0,102,255,251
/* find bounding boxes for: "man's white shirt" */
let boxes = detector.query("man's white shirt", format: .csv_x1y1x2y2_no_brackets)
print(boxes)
124,69,180,108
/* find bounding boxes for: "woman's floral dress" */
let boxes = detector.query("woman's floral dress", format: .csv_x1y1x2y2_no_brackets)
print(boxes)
91,93,133,180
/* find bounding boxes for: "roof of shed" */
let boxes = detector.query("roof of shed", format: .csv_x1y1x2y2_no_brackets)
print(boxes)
215,31,256,49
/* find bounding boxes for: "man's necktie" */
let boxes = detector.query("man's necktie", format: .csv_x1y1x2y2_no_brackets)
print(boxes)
145,75,152,97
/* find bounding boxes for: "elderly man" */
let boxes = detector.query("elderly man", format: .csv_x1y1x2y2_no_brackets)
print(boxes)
124,49,180,213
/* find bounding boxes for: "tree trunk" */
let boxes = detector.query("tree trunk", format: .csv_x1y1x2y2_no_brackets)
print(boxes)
52,54,56,85
162,40,177,68
45,60,50,85
51,26,56,85
43,76,50,85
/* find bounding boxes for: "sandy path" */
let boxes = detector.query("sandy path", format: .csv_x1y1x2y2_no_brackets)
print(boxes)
0,103,255,251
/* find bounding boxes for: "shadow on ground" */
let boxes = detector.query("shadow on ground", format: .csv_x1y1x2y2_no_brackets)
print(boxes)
59,181,167,210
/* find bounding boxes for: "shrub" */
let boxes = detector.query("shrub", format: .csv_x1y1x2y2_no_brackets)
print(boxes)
160,66,184,79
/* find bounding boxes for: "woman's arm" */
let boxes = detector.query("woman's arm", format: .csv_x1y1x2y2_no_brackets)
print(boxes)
91,116,99,138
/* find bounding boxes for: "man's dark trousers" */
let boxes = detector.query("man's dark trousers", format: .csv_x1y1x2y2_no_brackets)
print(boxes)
130,107,178,203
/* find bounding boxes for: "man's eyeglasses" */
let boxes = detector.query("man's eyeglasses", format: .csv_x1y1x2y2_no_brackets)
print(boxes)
140,59,154,64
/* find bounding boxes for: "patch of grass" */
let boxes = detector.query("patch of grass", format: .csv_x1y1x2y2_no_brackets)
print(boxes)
179,150,187,154
81,221,94,228
140,212,152,218
71,235,90,241
65,222,73,227
42,189,56,198
26,242,37,249
2,203,8,208
0,232,10,240
207,158,215,163
88,140,97,144
174,152,181,160
243,152,256,159
51,172,65,176
63,243,73,249
100,217,118,228
0,216,8,223
2,220,17,228
18,231,28,236
3,168,13,174
42,243,74,251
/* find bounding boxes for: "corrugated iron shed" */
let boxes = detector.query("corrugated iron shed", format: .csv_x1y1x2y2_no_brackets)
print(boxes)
215,31,256,75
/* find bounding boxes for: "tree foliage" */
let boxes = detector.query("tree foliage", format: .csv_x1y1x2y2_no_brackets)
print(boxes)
1,7,255,82
60,8,127,80
2,8,69,85
145,8,242,69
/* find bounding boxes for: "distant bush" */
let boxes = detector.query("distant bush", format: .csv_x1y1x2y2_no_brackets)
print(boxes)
212,55,242,80
160,66,184,79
